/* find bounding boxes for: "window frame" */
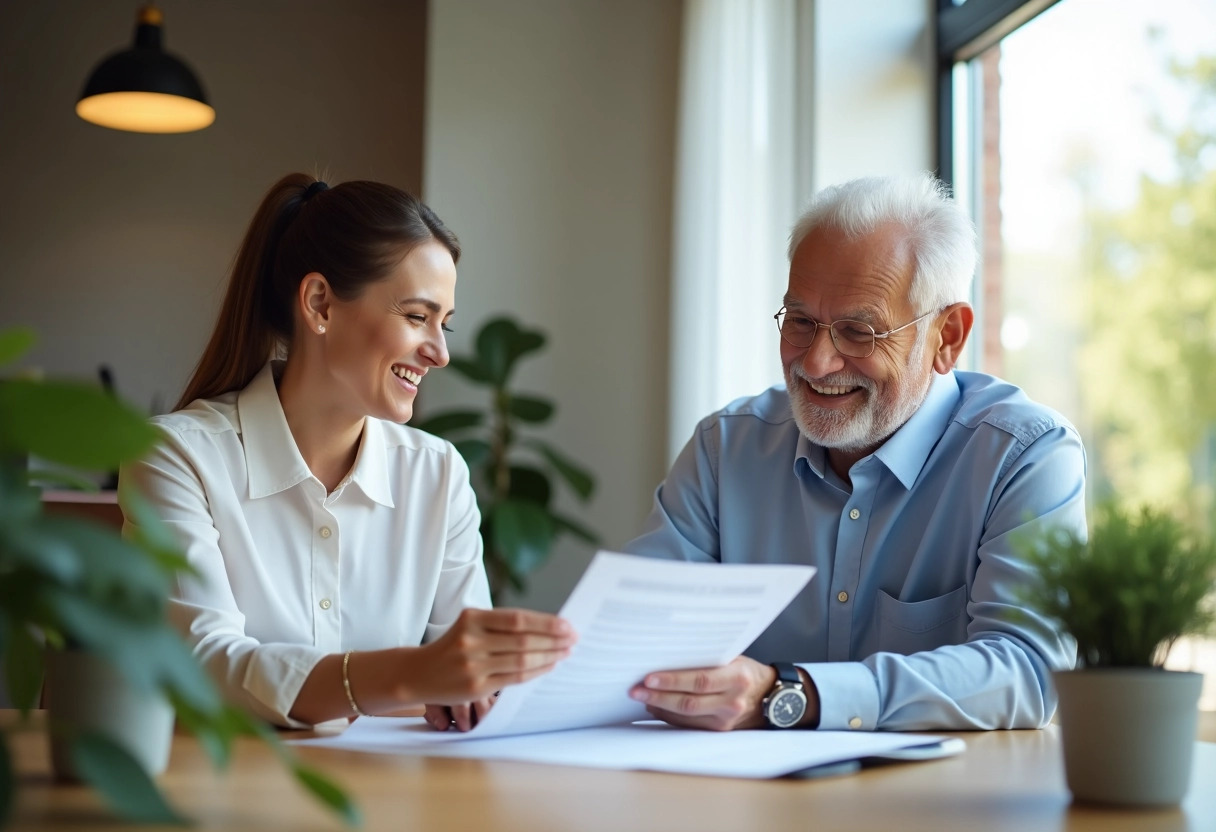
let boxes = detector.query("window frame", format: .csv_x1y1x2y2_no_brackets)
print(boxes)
934,0,1063,189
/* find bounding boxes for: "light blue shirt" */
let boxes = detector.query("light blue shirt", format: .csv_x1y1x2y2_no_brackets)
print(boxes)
625,370,1083,731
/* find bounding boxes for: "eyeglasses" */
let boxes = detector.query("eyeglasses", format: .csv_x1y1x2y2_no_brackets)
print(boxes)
773,307,939,358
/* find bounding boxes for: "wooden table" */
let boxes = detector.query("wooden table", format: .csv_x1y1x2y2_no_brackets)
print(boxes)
7,711,1215,832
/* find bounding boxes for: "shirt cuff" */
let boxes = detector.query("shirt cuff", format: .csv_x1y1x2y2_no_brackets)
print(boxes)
242,644,328,728
798,661,880,731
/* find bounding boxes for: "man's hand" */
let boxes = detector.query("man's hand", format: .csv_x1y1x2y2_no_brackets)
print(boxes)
629,655,815,731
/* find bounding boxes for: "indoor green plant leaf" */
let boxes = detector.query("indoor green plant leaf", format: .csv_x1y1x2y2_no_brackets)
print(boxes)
0,331,360,828
292,763,363,828
0,327,35,367
414,316,600,600
1018,502,1216,667
410,410,483,436
0,619,43,714
0,379,158,469
68,731,187,825
491,500,557,580
507,395,555,423
524,438,596,501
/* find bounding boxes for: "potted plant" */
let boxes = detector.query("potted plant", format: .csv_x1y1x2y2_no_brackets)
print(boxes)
413,317,600,600
0,327,358,827
1020,501,1216,807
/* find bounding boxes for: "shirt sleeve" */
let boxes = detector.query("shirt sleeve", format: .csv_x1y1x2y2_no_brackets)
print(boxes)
424,447,492,641
622,421,722,564
804,424,1084,731
119,425,325,729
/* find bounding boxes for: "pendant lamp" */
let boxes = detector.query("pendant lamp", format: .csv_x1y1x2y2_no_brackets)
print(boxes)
76,4,214,134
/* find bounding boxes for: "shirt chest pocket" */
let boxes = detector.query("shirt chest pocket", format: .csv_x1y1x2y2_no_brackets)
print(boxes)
877,584,969,656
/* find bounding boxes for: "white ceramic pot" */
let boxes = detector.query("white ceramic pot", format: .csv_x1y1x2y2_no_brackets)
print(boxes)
1053,668,1202,807
44,650,175,780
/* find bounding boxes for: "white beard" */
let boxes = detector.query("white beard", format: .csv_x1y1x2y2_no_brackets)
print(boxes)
785,332,933,453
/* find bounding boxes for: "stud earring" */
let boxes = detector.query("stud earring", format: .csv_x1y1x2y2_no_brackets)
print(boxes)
317,325,326,334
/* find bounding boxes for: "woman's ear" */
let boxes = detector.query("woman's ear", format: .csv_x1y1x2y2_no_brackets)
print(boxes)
933,302,975,374
298,272,333,335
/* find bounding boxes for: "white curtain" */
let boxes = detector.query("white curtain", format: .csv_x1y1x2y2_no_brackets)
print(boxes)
667,0,815,461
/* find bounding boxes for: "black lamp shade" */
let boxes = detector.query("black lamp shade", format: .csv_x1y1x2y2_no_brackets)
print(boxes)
76,7,214,134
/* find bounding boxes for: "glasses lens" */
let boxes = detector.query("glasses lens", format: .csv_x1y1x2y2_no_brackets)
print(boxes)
777,310,817,347
829,321,875,357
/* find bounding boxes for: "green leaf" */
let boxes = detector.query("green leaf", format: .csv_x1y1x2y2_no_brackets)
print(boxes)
447,356,495,385
1,618,44,712
117,485,195,578
0,465,43,526
25,514,168,599
69,731,187,824
0,379,158,469
0,327,36,366
550,512,601,545
490,500,556,578
169,694,233,770
453,438,492,469
1,517,86,585
508,395,554,423
525,439,596,500
507,466,551,506
40,594,221,714
476,318,522,385
411,410,483,436
24,468,101,492
292,763,363,827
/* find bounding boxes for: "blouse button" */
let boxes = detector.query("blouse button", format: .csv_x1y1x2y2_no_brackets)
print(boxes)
837,591,849,603
320,526,332,539
319,598,332,610
848,508,860,520
848,717,863,729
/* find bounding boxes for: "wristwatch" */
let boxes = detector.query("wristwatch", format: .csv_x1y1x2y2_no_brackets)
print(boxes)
762,662,807,729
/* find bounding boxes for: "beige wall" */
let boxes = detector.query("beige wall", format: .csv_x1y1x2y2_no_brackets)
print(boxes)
421,0,681,610
0,0,426,415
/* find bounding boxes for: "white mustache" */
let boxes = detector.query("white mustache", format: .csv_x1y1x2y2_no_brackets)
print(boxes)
789,366,875,394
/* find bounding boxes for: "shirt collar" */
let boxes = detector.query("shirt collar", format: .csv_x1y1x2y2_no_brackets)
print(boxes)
237,362,394,507
345,417,394,508
793,370,961,490
872,370,960,489
238,362,313,499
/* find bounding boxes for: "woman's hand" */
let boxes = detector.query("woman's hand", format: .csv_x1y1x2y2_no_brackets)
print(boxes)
410,607,576,722
423,695,496,732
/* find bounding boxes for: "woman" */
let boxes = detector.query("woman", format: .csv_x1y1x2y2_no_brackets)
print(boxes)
120,173,575,731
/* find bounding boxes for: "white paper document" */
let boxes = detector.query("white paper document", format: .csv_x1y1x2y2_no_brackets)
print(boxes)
433,550,814,739
293,717,961,779
442,549,812,739
291,552,963,779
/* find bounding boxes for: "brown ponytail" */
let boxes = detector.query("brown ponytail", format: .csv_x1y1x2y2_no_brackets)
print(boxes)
175,173,460,410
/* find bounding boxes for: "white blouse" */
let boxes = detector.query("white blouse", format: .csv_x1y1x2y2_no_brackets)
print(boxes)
119,362,491,726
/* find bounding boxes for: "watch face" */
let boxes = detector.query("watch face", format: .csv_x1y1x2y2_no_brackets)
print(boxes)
768,687,807,728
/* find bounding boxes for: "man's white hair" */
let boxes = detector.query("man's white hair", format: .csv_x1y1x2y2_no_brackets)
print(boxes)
787,173,977,313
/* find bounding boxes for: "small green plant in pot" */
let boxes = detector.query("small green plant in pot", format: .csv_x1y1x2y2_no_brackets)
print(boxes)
413,317,599,600
0,328,359,828
1020,502,1216,807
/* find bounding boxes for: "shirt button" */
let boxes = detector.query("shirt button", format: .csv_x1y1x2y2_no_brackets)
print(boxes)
319,598,332,610
848,508,860,520
320,526,332,539
848,717,863,729
837,591,849,603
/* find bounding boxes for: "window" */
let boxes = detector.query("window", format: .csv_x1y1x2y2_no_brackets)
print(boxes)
939,0,1216,706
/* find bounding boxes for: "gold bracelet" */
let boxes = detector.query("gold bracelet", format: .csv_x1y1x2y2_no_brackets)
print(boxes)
341,650,367,717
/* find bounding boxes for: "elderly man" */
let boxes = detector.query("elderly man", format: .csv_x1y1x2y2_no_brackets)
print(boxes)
625,173,1083,732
